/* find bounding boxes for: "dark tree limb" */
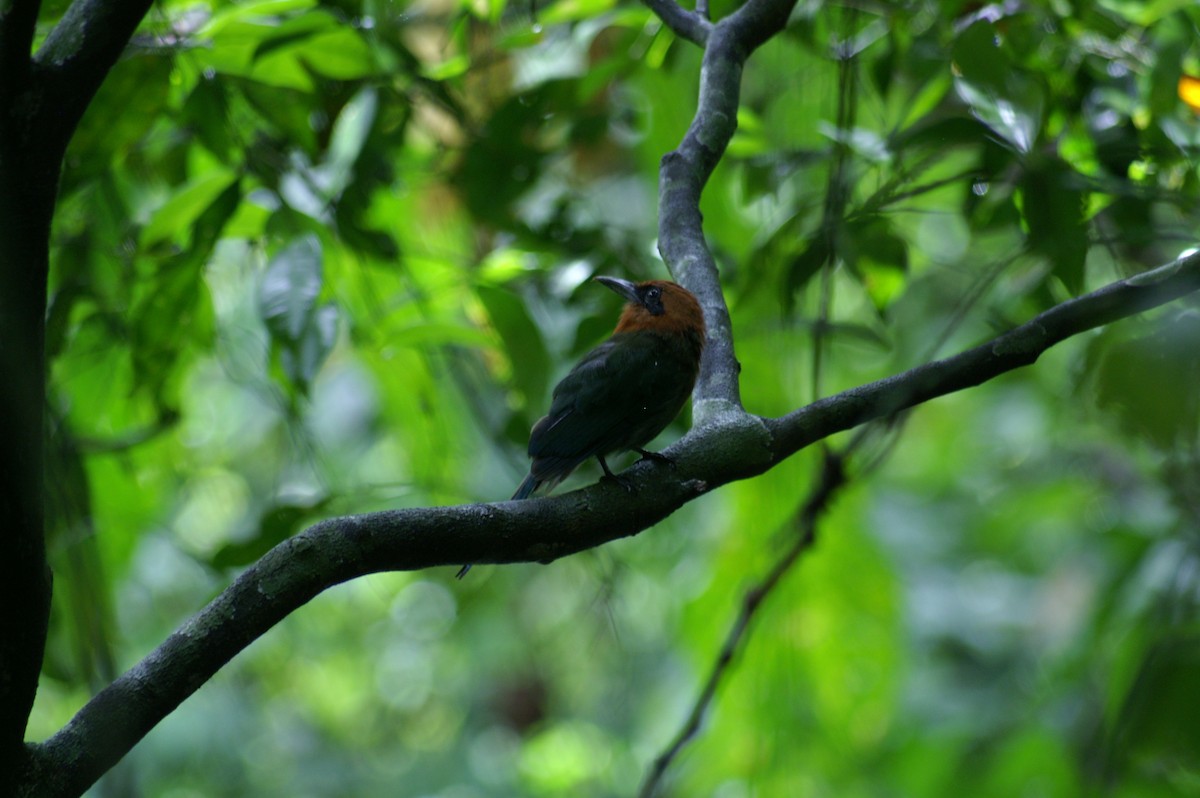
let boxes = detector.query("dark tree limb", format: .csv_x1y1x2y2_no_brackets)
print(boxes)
654,0,798,420
641,0,712,45
0,0,39,96
19,247,1200,797
0,0,54,778
33,0,156,146
0,0,164,782
766,250,1200,454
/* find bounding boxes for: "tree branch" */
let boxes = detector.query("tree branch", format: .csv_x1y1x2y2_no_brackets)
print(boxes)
654,0,797,422
32,0,155,145
24,248,1200,796
0,0,40,98
0,0,55,777
767,250,1200,454
641,0,711,46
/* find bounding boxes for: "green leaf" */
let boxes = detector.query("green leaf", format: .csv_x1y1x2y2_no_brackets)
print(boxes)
141,170,239,249
128,182,237,404
951,21,1044,153
539,0,618,24
202,0,318,36
423,54,471,81
130,265,216,406
1107,633,1200,780
260,235,323,341
251,12,336,60
1086,311,1200,450
181,76,236,161
297,27,376,81
1018,157,1088,294
388,323,494,349
66,54,173,184
324,88,378,197
477,284,550,407
839,217,908,312
211,498,329,569
784,235,831,312
279,302,339,388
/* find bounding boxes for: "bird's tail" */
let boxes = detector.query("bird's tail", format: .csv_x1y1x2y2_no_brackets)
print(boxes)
458,474,540,579
512,473,540,500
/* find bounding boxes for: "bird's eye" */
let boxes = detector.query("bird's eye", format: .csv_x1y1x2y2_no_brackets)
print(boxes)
648,287,661,300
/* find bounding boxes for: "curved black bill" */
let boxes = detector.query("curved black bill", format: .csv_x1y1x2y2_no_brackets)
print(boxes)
594,275,640,304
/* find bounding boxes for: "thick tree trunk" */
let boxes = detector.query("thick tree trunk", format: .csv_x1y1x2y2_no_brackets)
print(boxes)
0,88,57,785
0,0,161,788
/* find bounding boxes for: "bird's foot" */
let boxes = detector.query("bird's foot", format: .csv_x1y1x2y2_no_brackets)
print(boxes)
634,448,676,469
602,472,636,493
598,455,636,493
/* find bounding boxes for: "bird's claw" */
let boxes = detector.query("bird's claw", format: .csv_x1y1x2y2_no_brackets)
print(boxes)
597,455,636,492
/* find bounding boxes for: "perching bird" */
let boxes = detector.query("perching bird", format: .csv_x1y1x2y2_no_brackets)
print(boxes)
456,276,705,578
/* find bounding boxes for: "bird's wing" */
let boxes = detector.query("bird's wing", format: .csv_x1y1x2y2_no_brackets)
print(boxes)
527,334,696,481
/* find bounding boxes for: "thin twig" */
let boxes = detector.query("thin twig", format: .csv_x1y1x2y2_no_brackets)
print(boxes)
639,451,846,797
811,8,859,402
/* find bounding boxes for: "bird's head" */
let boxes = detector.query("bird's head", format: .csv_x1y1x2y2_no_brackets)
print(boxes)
594,276,706,342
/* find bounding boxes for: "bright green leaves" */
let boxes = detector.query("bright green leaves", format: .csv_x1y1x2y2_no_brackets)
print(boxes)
130,180,239,408
142,170,241,249
200,3,376,91
259,235,339,393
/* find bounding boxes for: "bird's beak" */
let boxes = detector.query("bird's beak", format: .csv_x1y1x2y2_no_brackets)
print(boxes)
594,275,640,304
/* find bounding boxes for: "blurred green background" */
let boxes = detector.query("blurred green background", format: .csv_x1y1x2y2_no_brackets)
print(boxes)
30,0,1200,795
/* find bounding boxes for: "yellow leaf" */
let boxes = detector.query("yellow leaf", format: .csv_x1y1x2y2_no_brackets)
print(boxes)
1178,74,1200,112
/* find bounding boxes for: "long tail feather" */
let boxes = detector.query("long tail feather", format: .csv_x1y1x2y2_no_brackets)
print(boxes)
458,474,541,578
511,473,540,500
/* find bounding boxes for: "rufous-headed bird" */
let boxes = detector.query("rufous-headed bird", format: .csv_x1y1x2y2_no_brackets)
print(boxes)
457,276,705,578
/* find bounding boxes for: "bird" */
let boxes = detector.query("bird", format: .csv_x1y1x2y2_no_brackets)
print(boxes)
456,276,705,578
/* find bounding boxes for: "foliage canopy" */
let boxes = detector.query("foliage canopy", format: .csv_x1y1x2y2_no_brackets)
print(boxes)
17,0,1200,794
